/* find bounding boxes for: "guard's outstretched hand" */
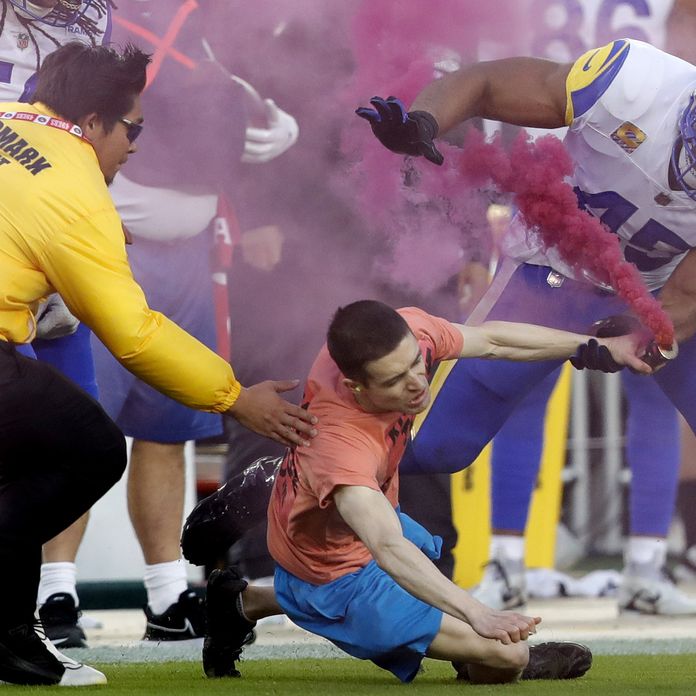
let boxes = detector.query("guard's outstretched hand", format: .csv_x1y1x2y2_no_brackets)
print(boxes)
226,380,318,447
355,96,444,165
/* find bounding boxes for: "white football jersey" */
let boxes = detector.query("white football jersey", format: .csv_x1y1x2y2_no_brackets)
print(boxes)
0,2,111,102
503,39,696,290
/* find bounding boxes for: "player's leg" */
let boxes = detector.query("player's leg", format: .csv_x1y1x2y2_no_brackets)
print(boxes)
119,405,219,641
402,263,614,476
404,353,564,475
33,325,97,649
472,368,561,610
38,514,89,648
117,232,222,640
620,370,696,615
127,439,196,632
675,417,696,581
399,472,457,578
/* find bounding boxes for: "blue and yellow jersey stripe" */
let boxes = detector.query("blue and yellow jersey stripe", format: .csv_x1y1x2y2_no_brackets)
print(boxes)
565,39,631,124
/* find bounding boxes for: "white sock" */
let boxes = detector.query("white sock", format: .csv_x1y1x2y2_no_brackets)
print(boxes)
143,560,188,615
626,536,667,567
38,562,79,606
490,535,525,563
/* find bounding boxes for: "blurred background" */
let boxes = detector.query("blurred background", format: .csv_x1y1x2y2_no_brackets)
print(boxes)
70,0,696,611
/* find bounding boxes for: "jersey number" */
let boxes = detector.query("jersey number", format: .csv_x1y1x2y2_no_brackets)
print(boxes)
531,0,652,58
0,60,37,102
574,188,690,271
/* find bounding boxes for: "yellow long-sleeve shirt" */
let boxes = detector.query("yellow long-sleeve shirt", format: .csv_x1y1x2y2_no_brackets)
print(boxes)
0,102,240,412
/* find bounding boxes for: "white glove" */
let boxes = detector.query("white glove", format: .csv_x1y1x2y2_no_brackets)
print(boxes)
242,99,299,164
35,293,79,340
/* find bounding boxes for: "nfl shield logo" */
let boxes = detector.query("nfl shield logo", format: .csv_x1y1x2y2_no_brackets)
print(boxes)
16,33,29,50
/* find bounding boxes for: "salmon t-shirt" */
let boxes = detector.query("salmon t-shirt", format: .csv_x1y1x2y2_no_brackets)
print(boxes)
267,307,464,584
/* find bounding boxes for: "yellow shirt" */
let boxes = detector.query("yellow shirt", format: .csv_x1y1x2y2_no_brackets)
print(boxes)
0,102,240,412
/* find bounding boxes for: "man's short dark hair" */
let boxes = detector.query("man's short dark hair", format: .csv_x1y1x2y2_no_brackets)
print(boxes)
327,300,411,383
30,42,150,132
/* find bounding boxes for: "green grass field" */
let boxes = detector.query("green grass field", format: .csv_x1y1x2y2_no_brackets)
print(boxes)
4,655,696,695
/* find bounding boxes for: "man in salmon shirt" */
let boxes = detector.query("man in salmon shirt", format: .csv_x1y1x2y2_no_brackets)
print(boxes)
200,299,650,684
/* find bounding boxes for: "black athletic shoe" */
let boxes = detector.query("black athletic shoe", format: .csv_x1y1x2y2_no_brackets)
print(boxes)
451,660,470,680
143,589,206,641
203,568,256,678
521,641,592,680
38,593,88,649
0,623,65,685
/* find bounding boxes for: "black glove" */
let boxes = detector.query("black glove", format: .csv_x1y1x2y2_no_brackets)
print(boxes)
355,96,444,165
570,338,623,373
570,315,639,373
584,314,678,372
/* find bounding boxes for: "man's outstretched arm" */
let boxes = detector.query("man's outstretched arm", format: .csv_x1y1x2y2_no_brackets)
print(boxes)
409,57,570,134
333,484,539,644
455,320,652,373
356,57,571,162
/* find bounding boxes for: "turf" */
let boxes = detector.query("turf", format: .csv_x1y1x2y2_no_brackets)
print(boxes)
3,655,695,694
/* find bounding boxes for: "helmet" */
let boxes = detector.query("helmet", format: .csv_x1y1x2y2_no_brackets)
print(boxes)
671,91,696,201
9,1,94,28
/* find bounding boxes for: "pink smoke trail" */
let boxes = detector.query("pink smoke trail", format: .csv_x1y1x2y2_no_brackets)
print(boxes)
445,129,674,347
337,0,517,295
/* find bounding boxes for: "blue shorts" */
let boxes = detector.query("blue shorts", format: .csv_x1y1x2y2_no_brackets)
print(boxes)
91,231,222,442
274,512,443,683
29,323,99,399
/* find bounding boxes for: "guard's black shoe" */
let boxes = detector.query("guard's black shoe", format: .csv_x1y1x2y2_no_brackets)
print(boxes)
143,589,206,641
521,641,592,680
0,623,65,685
38,592,88,648
203,568,256,678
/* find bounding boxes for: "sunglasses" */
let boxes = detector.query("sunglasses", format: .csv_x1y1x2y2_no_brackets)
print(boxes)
119,117,143,143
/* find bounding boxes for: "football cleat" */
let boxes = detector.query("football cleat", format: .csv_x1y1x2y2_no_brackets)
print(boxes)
619,565,696,616
38,592,87,649
471,552,527,611
143,589,206,641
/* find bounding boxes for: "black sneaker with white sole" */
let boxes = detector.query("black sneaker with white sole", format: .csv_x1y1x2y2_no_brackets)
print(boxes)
38,592,87,649
143,589,206,641
521,641,592,680
0,623,65,686
203,568,256,678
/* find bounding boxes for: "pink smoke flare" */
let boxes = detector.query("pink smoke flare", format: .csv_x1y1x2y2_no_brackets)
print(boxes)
445,129,674,347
